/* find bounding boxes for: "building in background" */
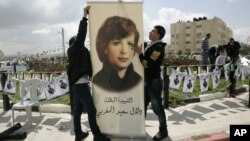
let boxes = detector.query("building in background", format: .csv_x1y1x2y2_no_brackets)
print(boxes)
246,36,250,45
170,16,232,54
0,50,4,61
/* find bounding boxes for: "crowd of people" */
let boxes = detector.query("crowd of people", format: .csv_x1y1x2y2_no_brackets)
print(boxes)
201,33,241,98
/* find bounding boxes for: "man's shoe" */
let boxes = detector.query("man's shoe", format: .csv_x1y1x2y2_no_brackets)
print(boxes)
93,134,111,141
230,95,236,98
153,130,168,141
75,131,89,141
225,93,230,98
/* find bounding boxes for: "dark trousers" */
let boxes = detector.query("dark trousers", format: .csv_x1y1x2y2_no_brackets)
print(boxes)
209,54,216,71
69,89,74,115
202,51,209,69
229,71,236,96
73,83,101,136
145,77,167,132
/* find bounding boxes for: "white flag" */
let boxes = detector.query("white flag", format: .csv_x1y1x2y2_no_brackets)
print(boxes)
44,73,68,100
0,74,2,91
198,73,210,93
211,69,221,89
3,76,17,95
234,64,242,79
169,69,184,90
182,74,196,94
55,73,69,96
19,80,31,101
224,63,231,81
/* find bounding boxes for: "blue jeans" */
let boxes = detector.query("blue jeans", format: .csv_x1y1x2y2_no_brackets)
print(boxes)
145,77,167,132
73,83,101,136
202,51,209,69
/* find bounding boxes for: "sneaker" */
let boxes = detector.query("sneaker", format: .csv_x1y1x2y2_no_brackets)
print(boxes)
93,134,111,141
75,131,89,141
153,130,168,141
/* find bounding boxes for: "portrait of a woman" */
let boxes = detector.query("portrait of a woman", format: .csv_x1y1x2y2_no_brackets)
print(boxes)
93,16,142,92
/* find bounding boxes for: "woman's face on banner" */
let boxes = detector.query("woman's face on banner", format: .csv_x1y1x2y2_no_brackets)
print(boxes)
106,33,135,71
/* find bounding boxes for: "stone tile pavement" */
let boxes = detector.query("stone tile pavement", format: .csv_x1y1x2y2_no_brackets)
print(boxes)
0,92,249,141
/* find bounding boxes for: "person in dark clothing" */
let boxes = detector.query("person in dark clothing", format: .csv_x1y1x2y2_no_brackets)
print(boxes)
67,6,110,141
226,38,241,98
201,33,211,70
226,38,241,62
208,45,225,71
208,46,217,65
93,16,142,92
139,25,168,141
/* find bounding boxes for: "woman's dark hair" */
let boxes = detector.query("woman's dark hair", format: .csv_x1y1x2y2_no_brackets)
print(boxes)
154,25,165,40
96,16,139,62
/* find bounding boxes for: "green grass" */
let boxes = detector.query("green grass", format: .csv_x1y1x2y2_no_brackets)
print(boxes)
168,77,249,108
41,95,70,105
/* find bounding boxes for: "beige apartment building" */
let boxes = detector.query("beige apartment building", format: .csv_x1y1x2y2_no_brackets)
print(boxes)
0,50,4,61
170,16,232,54
247,36,250,45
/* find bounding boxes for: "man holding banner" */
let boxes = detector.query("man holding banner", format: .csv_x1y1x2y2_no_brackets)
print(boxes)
139,26,168,141
67,6,110,141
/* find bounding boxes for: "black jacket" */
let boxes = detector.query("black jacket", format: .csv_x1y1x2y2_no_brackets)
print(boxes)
139,42,166,81
67,17,92,88
226,40,241,61
93,63,141,92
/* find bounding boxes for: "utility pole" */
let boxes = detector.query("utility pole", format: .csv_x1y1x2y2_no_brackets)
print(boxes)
17,51,21,59
61,28,66,58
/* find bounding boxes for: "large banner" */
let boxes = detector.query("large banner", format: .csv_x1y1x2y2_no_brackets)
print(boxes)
87,1,145,137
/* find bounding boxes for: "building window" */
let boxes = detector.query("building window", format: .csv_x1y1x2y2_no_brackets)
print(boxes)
176,34,179,39
196,25,202,28
185,49,191,54
186,41,191,44
186,33,191,37
196,33,202,39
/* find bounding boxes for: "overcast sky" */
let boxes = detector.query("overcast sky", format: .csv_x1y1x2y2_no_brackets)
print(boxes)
0,0,249,56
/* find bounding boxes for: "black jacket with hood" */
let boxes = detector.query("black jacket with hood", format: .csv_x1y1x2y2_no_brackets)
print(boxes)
67,17,92,89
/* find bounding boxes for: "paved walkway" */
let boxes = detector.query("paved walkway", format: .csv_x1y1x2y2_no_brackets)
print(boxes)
0,92,249,141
